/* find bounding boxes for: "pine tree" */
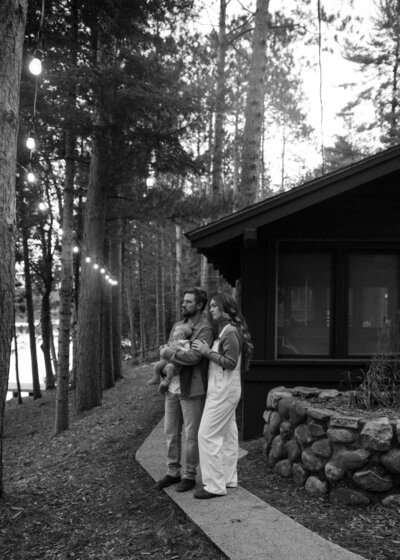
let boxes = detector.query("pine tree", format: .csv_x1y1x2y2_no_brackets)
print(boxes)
0,0,28,496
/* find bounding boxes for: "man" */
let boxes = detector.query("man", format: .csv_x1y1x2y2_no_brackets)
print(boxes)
156,287,214,492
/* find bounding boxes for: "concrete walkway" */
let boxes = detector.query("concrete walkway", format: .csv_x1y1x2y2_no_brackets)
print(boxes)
136,419,366,560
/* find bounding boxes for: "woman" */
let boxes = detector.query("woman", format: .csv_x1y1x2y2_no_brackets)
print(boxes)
191,292,253,499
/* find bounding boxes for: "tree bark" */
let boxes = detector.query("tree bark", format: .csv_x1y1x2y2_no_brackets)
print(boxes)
54,131,76,432
160,232,166,343
175,224,182,321
138,226,146,360
109,218,123,381
101,274,114,390
239,0,270,207
76,123,108,409
54,0,78,433
40,283,55,390
76,29,110,411
126,264,136,357
0,0,28,496
21,227,41,399
211,0,227,201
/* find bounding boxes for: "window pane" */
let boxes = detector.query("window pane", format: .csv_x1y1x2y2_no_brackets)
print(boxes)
278,253,331,357
348,254,399,355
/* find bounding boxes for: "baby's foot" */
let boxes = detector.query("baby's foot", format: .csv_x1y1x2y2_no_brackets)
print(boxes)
158,380,169,395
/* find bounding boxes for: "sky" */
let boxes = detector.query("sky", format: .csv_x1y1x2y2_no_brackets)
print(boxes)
195,0,380,189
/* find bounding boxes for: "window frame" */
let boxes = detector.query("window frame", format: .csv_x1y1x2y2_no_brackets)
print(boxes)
276,241,400,360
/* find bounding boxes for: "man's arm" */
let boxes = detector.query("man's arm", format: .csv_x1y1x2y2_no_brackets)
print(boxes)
161,323,213,366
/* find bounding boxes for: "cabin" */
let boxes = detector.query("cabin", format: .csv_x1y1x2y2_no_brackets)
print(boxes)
187,145,400,439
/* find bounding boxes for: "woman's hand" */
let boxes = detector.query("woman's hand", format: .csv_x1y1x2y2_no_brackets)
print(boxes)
192,338,210,355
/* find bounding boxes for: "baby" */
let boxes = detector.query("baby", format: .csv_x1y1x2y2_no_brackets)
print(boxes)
148,322,193,394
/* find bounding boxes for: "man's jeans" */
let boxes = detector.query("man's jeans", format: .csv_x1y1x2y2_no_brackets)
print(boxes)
164,392,204,480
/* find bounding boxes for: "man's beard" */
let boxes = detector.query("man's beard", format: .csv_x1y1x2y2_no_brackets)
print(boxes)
182,308,196,318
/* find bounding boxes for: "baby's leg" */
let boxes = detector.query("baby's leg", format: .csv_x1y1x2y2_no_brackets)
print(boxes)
158,363,180,394
147,359,166,385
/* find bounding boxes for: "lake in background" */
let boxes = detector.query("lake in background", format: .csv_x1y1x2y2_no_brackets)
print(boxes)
7,325,55,400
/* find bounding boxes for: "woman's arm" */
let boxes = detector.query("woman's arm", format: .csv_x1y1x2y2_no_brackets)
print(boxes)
193,327,240,370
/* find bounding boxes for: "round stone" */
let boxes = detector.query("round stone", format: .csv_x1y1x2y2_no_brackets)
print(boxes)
274,459,293,478
305,476,328,497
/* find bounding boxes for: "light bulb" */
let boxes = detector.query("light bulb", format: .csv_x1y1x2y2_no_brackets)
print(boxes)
85,256,91,263
100,268,105,274
27,171,36,183
26,132,36,150
93,263,99,270
73,246,79,253
29,54,42,76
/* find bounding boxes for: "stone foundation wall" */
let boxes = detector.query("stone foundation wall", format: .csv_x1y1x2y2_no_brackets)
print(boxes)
263,386,400,507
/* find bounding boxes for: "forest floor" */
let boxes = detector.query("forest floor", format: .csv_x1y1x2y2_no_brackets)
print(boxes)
0,361,399,560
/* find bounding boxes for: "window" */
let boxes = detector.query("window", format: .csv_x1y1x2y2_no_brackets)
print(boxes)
348,254,400,355
277,253,331,357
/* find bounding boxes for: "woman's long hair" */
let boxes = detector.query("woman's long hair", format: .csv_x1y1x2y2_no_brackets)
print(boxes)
211,292,254,372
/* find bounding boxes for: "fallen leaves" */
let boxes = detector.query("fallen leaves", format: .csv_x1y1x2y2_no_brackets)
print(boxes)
1,363,227,560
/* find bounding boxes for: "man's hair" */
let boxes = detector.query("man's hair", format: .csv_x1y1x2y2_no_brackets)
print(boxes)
184,286,208,312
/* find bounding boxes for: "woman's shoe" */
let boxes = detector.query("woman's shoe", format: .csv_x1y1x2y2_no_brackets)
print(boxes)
194,488,223,499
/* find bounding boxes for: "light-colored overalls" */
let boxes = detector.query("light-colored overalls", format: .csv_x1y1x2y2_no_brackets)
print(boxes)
198,325,242,495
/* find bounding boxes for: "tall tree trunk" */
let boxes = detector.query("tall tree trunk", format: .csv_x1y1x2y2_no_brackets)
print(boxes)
21,227,41,399
126,264,136,357
138,227,146,360
160,233,166,343
70,193,83,389
41,285,55,389
280,120,287,192
239,0,270,207
0,0,28,496
200,254,208,292
109,218,123,381
155,255,160,348
54,132,76,432
13,319,23,405
76,133,108,408
175,224,182,321
233,92,240,199
101,278,114,389
76,30,109,411
50,325,58,379
54,0,78,434
212,0,227,201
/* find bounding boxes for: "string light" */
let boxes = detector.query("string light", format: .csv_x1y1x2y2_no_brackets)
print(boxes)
71,240,119,286
27,168,37,183
25,0,45,188
26,131,36,150
28,50,43,76
22,0,118,290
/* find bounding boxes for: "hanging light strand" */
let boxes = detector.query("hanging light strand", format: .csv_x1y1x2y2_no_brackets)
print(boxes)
26,0,46,184
73,240,118,286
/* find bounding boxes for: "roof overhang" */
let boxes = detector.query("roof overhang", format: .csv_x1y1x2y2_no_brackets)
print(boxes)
187,145,400,251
